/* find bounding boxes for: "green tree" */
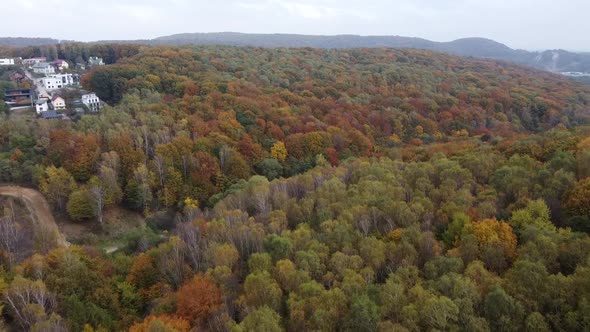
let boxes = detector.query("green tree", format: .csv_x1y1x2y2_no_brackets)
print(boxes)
242,272,282,312
235,306,283,332
40,166,77,211
342,295,379,332
67,189,96,221
484,286,524,332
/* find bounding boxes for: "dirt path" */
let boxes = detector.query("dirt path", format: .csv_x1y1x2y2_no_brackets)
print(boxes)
0,186,69,247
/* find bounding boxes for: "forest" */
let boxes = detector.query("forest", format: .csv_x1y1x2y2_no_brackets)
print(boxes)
0,44,589,331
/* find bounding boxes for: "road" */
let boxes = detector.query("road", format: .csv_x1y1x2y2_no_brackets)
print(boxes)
0,186,69,247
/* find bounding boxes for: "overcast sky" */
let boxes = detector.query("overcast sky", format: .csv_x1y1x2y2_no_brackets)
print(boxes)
3,0,589,51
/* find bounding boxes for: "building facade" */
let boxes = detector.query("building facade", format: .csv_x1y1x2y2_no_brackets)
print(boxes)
88,57,105,67
52,59,69,71
51,95,66,110
35,99,48,114
0,59,15,66
81,93,101,111
42,74,75,90
23,57,47,67
32,62,56,75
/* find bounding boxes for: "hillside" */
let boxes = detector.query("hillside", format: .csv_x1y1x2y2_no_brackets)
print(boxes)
3,33,590,74
0,37,61,47
0,44,590,330
151,33,590,73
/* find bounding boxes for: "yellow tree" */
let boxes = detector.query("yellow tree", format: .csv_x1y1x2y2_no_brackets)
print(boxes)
271,142,288,162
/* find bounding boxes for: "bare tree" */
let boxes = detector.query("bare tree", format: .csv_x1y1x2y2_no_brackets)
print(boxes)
4,277,56,331
0,199,22,267
178,222,208,272
152,155,167,189
89,185,105,227
157,237,188,289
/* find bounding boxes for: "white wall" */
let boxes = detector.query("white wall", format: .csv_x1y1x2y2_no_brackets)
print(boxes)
0,59,15,66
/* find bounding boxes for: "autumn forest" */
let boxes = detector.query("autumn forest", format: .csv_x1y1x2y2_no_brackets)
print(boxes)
0,43,589,331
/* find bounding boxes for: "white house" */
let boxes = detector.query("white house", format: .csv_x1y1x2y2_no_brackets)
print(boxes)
88,57,104,67
81,92,100,111
51,95,66,110
32,62,55,75
42,74,75,90
22,57,47,67
52,59,69,71
35,99,48,114
0,59,15,66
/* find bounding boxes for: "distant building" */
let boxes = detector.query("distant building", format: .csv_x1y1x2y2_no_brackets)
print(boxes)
0,59,15,66
35,99,48,114
88,57,104,67
3,88,32,107
81,92,101,111
52,59,69,71
32,62,55,75
51,95,66,110
22,57,47,67
42,74,75,90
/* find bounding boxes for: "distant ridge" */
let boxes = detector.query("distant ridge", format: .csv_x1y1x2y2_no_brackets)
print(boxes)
150,33,590,73
2,32,590,74
0,37,61,47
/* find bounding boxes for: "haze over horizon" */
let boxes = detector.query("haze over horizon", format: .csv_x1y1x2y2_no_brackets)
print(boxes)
2,0,589,52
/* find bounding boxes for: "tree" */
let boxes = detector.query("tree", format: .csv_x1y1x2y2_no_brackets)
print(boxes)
484,286,524,332
264,235,292,262
0,200,23,266
248,253,273,274
270,141,287,162
564,178,590,217
470,218,517,271
420,296,459,331
125,164,153,213
255,159,283,180
98,165,123,206
381,275,408,321
88,177,106,226
242,272,282,312
40,166,76,211
67,189,96,221
509,200,554,233
130,315,190,332
4,276,56,331
209,242,239,269
176,275,223,326
342,295,379,332
235,306,283,332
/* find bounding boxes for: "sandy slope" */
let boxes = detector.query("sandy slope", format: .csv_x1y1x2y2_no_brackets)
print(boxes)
0,186,69,247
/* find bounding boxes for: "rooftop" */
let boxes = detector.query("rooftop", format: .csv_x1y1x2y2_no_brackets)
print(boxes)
41,111,60,119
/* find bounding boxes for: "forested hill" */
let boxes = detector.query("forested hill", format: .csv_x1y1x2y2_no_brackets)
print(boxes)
1,43,590,330
0,37,61,47
150,33,590,73
3,33,590,73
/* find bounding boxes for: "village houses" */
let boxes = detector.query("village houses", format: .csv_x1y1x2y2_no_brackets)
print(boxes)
51,95,66,110
22,57,47,67
81,92,101,111
52,59,69,71
32,62,56,75
35,99,48,114
42,74,75,90
88,57,105,67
